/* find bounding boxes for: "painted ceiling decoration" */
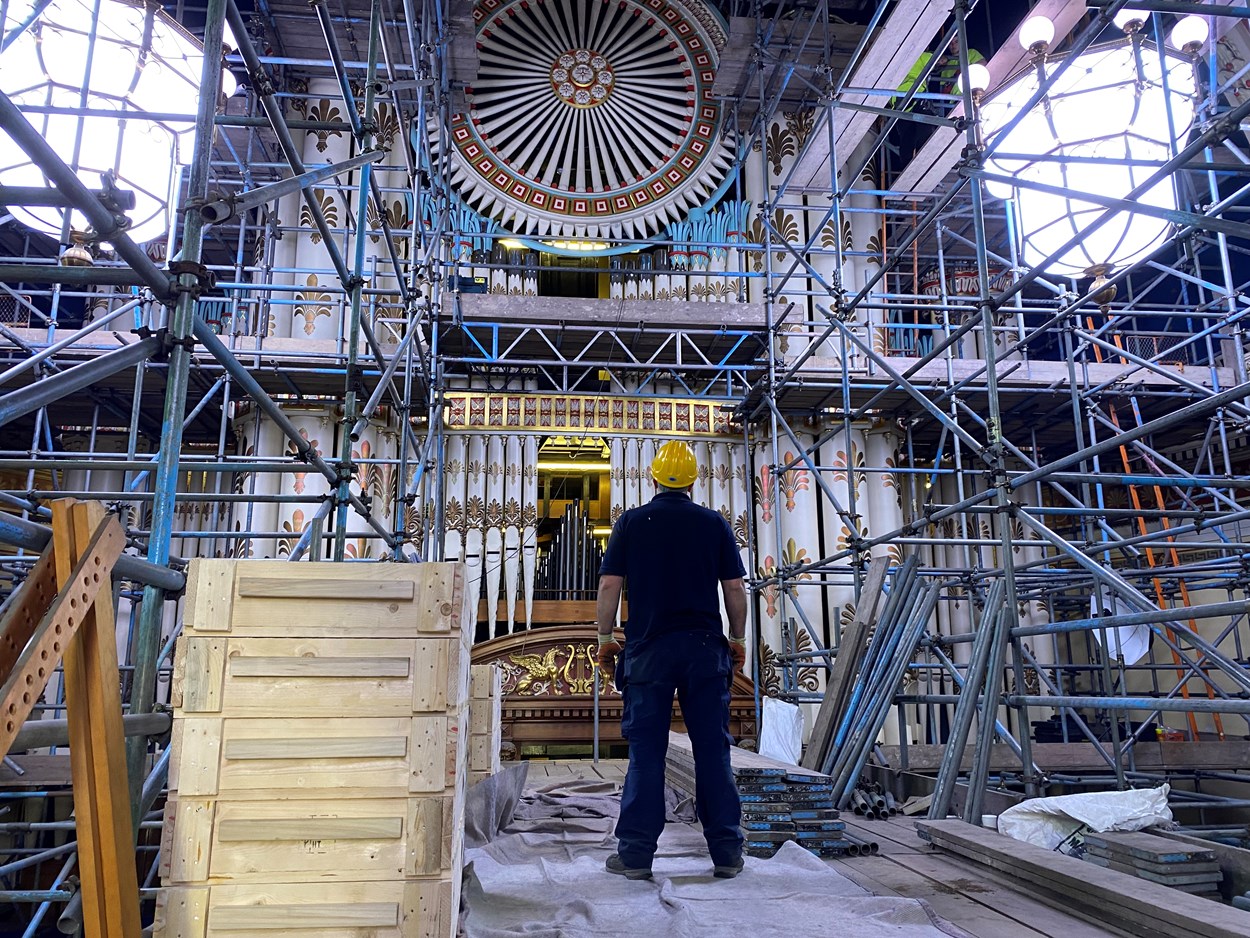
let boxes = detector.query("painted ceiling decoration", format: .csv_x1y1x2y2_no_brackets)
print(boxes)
434,0,734,239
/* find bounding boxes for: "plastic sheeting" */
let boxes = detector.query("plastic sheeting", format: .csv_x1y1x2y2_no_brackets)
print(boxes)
997,784,1173,850
758,696,804,764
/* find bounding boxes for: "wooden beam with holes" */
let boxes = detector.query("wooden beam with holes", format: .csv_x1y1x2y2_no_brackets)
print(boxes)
52,500,142,938
0,500,140,937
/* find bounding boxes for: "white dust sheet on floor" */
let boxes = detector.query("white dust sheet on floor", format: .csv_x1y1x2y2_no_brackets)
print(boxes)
461,777,973,938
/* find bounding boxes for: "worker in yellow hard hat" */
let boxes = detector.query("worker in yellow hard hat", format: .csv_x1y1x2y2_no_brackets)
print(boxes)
595,439,749,881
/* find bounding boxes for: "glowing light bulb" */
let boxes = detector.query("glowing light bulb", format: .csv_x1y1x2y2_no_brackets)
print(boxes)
956,63,991,95
1169,15,1209,53
1018,15,1055,54
1113,8,1149,34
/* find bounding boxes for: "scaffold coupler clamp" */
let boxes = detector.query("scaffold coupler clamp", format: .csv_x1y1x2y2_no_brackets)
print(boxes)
168,260,216,301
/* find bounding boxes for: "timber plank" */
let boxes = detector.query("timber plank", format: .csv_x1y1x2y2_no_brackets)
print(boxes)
56,501,142,938
918,820,1250,938
1082,830,1215,863
895,851,1134,938
1083,854,1222,886
803,561,887,771
236,577,415,600
831,854,1052,938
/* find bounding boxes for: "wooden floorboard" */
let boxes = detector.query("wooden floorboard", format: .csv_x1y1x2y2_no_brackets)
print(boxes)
518,764,1129,937
834,817,1133,938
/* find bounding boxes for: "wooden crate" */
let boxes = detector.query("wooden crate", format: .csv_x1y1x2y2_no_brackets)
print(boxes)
468,664,502,784
157,560,468,938
182,561,465,639
159,794,456,884
154,879,454,938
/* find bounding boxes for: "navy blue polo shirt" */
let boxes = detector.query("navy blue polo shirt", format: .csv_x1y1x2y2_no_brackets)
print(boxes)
599,489,746,649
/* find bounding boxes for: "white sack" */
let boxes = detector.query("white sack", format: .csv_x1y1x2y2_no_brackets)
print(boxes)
758,696,804,765
997,784,1172,850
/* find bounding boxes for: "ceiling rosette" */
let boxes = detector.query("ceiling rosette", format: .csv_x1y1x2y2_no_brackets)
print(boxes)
434,0,733,239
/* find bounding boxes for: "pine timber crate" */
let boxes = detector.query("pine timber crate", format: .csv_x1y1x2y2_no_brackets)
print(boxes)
155,560,468,938
468,664,502,785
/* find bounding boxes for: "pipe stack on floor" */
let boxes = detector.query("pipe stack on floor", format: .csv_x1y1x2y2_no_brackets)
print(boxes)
1080,831,1224,900
665,732,853,858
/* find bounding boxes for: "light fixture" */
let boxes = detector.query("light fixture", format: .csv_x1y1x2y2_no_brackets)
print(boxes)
955,63,992,98
1168,15,1209,54
0,0,224,245
976,35,1198,278
1018,15,1055,55
1112,8,1149,35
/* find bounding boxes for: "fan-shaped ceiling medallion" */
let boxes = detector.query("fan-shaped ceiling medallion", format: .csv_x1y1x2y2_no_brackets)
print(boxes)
436,0,733,239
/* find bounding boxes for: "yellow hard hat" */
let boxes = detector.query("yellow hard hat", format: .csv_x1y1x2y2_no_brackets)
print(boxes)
651,441,698,489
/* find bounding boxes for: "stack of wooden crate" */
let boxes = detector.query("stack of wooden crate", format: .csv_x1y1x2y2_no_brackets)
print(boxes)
154,559,469,938
468,664,502,785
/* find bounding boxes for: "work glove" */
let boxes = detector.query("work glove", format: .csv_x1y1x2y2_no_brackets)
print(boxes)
596,638,623,682
729,638,747,674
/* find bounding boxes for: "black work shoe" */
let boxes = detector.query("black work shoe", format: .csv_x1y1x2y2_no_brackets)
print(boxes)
713,857,744,879
605,854,652,880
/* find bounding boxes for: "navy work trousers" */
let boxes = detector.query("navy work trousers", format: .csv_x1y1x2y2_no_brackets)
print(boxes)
615,629,742,869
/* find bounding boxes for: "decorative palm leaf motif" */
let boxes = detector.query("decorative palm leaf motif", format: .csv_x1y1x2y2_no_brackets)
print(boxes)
610,505,623,525
886,543,905,565
754,463,776,524
733,510,750,549
779,537,812,577
300,189,338,243
819,220,838,250
713,464,734,489
466,495,486,530
883,454,904,509
232,520,253,559
840,601,857,632
766,121,796,175
373,102,401,149
445,496,465,534
832,445,866,496
307,98,344,152
293,274,332,336
758,639,782,697
503,497,522,528
366,197,410,244
769,209,800,261
837,521,869,552
485,498,504,529
784,108,815,150
872,325,889,358
521,504,538,527
405,503,424,549
865,232,884,266
344,538,370,560
466,458,485,481
790,628,821,691
756,561,780,618
284,429,321,494
287,79,309,117
446,458,463,476
778,450,810,512
277,509,307,558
